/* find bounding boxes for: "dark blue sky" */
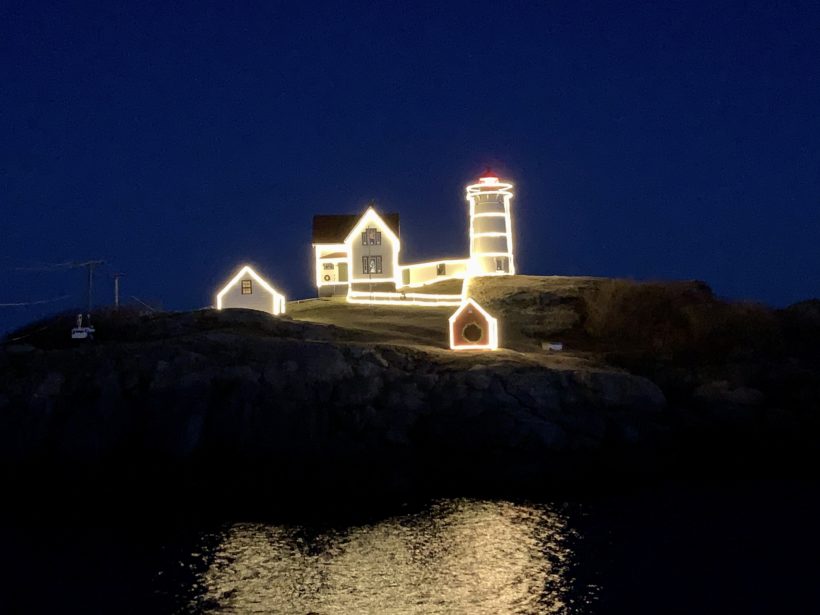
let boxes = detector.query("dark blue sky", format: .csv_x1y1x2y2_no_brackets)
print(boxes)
2,0,819,331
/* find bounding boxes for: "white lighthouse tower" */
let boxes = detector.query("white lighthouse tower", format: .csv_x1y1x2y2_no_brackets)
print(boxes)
466,170,516,276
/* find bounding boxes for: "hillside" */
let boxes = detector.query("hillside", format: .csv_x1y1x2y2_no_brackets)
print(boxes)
6,273,820,421
1,275,819,511
285,275,601,352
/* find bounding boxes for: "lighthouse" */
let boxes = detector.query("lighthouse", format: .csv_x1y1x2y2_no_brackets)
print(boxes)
466,171,516,276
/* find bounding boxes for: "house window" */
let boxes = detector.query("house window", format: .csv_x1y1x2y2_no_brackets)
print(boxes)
362,255,383,274
323,263,335,270
241,279,253,294
495,258,505,272
437,263,446,276
361,228,381,246
462,322,484,343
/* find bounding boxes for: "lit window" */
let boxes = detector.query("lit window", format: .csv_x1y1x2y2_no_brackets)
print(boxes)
495,258,505,271
437,263,446,276
362,255,383,274
323,263,335,270
361,228,381,245
241,279,253,294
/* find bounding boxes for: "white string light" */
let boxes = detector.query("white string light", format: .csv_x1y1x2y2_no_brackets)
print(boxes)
448,298,499,350
216,265,286,315
309,174,517,310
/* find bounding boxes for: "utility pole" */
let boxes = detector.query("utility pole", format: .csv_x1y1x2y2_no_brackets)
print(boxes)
112,272,125,309
79,260,105,313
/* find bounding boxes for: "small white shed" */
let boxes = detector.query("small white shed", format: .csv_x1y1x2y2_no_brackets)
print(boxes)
215,265,286,315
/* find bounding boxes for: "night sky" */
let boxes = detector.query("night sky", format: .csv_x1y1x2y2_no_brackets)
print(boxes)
2,1,819,333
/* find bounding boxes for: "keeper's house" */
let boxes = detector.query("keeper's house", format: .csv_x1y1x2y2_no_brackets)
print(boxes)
312,208,401,298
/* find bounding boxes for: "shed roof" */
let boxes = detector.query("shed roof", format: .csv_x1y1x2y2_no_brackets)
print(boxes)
217,265,282,299
313,211,400,244
449,298,496,323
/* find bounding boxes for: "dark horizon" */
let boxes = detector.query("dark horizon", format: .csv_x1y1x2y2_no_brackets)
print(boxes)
3,1,820,333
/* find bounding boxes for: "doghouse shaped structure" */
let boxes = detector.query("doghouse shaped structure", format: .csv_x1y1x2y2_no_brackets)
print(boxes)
449,298,498,350
216,265,286,315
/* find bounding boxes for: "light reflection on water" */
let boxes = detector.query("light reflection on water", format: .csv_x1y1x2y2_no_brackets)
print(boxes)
185,499,595,614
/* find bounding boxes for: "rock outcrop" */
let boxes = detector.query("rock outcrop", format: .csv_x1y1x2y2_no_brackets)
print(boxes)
2,275,819,507
0,309,672,500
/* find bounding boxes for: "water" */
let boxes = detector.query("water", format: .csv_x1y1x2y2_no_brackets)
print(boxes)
180,500,583,614
2,481,819,614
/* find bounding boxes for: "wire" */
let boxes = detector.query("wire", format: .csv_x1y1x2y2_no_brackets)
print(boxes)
130,296,156,312
11,260,105,272
0,294,72,308
3,323,52,343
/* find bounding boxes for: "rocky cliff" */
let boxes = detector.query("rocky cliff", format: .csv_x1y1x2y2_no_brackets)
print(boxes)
2,277,818,510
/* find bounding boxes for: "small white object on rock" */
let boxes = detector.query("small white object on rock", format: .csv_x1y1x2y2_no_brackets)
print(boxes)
541,341,563,351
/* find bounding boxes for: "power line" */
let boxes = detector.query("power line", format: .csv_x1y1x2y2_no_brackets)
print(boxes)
2,259,107,311
10,260,107,272
11,261,85,272
0,294,71,308
130,296,156,312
